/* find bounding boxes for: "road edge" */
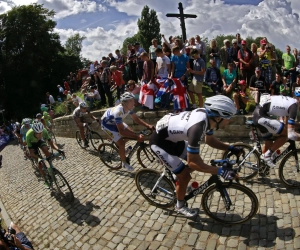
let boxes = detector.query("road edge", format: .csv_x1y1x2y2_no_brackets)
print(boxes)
0,198,12,227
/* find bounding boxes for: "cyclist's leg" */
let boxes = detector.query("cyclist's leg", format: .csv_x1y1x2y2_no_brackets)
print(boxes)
74,117,86,141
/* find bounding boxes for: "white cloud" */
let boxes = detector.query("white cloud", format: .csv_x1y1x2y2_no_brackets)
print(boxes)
80,19,87,24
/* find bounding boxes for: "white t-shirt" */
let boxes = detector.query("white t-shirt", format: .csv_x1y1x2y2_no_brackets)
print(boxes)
72,96,83,103
48,95,55,104
156,55,170,78
94,90,101,100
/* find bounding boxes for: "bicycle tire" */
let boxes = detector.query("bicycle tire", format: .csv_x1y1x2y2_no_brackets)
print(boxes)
75,131,85,148
135,169,175,208
52,168,74,202
201,182,259,225
98,143,122,170
137,143,158,168
90,131,104,150
278,149,300,188
222,143,260,180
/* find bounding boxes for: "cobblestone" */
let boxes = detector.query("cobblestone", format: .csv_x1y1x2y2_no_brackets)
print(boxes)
0,137,300,249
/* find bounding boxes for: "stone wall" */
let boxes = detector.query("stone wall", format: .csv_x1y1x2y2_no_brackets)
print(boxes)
52,109,252,139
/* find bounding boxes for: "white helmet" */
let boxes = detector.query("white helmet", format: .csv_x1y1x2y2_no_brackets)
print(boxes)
23,118,31,125
204,95,236,118
120,92,135,103
79,102,87,108
32,121,44,133
15,122,20,127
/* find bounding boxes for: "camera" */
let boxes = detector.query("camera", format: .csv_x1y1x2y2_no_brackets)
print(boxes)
0,218,16,246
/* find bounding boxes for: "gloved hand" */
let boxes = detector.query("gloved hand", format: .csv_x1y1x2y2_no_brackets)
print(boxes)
228,145,242,155
57,149,65,157
218,167,236,180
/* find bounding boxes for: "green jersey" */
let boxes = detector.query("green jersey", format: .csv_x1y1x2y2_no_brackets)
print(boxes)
42,112,51,126
282,53,295,70
26,128,51,148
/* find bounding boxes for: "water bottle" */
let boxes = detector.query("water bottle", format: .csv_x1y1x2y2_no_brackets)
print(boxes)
271,149,281,161
125,146,133,155
186,181,199,195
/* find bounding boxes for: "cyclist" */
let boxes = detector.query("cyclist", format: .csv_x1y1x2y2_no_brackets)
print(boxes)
14,122,22,145
149,95,240,217
101,92,154,171
253,94,300,167
73,102,99,148
20,118,32,159
36,113,48,130
42,111,53,131
26,121,64,187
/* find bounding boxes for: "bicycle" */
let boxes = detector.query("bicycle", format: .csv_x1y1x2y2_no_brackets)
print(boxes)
135,156,259,224
98,128,157,170
222,120,300,188
75,121,104,150
33,149,74,202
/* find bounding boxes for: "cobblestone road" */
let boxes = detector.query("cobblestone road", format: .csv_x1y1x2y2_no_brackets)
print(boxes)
0,137,300,250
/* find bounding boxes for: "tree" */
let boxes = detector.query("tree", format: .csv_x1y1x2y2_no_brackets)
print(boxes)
64,33,86,57
137,6,160,51
120,34,140,55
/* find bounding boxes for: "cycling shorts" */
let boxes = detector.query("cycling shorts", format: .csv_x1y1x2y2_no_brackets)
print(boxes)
101,122,128,142
149,128,188,174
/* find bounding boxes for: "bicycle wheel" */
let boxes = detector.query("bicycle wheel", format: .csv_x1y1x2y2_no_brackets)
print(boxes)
90,131,104,150
201,182,259,225
52,168,74,202
222,143,260,180
135,169,175,208
98,143,122,170
137,143,158,168
278,149,300,188
75,131,85,148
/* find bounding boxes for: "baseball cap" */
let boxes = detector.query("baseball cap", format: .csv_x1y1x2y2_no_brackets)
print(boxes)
241,40,247,45
239,80,247,85
255,67,261,71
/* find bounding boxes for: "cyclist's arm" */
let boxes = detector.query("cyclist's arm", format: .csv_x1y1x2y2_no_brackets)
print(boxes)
131,113,153,129
48,139,59,151
116,123,139,140
205,134,231,150
187,153,218,175
29,148,39,160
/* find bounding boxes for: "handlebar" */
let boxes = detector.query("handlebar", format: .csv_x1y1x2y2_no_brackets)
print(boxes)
139,128,153,136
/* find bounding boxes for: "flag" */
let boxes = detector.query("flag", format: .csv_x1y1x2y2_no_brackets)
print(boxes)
169,78,190,110
139,80,156,109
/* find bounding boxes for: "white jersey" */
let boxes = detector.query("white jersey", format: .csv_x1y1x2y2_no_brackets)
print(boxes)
265,96,297,117
101,104,134,127
72,106,86,118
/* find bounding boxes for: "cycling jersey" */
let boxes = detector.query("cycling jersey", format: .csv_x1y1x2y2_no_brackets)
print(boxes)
73,106,86,119
42,112,51,126
26,128,51,149
150,109,213,174
20,125,32,141
101,104,134,131
262,95,297,117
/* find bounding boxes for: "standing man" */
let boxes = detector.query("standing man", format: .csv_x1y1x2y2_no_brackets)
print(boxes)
238,40,253,85
99,60,114,107
46,92,55,108
135,42,146,81
170,46,190,85
282,45,296,84
187,49,206,108
220,39,231,69
195,35,206,64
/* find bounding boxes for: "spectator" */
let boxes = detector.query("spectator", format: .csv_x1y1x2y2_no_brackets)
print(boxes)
149,38,161,67
0,222,34,250
195,35,206,64
89,61,95,77
187,49,205,108
162,42,171,58
108,53,116,67
57,85,64,98
85,86,101,110
63,79,70,92
233,80,249,114
208,39,220,69
174,38,185,54
249,67,267,104
170,46,190,86
257,41,273,90
271,73,283,95
282,45,296,84
69,72,76,92
115,49,123,68
222,62,237,96
127,80,141,106
63,90,72,115
238,40,253,85
141,52,154,83
155,48,171,79
99,60,113,107
76,70,82,90
204,59,222,95
46,92,55,107
135,42,146,80
280,77,290,96
127,52,138,82
270,44,278,82
186,37,200,79
110,65,125,102
220,39,231,69
72,93,83,107
250,43,259,77
127,44,133,58
229,39,240,72
236,33,242,48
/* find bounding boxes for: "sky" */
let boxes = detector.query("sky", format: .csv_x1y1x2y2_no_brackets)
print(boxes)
0,0,300,60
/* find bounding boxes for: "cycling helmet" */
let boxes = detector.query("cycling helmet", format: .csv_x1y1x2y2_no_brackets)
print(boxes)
79,102,87,108
120,92,135,103
36,113,42,118
32,121,44,133
23,118,31,125
15,122,20,127
204,95,236,119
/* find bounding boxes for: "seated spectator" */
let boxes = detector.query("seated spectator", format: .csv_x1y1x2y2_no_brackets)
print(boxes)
204,59,222,95
233,80,249,114
280,77,290,96
127,80,140,106
110,65,125,102
249,67,267,104
271,73,283,95
0,221,34,249
72,93,83,107
222,62,237,96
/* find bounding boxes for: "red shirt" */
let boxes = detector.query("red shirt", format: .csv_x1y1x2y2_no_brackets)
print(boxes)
111,71,124,86
143,60,154,82
64,81,70,91
238,49,252,70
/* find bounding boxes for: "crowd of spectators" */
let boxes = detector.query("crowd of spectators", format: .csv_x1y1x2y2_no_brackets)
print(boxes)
45,33,300,116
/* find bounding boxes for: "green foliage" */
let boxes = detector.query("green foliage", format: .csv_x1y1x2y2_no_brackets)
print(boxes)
120,33,140,55
64,33,86,57
137,5,161,51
